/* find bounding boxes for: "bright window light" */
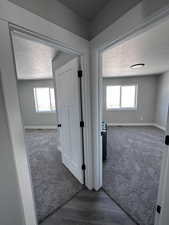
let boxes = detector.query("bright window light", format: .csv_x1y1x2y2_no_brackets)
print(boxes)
121,86,136,108
107,86,120,109
106,85,137,110
34,87,56,112
50,88,56,111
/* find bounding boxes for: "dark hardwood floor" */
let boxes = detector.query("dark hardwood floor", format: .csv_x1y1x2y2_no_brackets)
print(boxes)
41,189,136,225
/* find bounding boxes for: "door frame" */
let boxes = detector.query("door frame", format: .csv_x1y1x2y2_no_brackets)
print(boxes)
11,29,86,182
93,3,169,225
10,25,91,219
0,2,92,225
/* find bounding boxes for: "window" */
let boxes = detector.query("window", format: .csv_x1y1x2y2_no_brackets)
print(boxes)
34,87,56,112
106,85,137,109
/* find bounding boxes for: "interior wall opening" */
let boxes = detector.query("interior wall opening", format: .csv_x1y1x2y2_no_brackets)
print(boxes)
100,17,169,225
11,31,85,224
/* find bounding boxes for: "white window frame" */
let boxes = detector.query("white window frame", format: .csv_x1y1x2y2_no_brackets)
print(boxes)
33,87,56,113
106,84,137,110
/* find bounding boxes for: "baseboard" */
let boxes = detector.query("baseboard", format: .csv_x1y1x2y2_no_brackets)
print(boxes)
153,124,166,131
107,123,166,131
108,123,155,127
24,125,57,130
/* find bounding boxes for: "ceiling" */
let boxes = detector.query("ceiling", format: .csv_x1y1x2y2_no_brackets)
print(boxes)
57,0,141,22
102,17,169,77
57,0,111,21
12,34,58,80
9,0,141,39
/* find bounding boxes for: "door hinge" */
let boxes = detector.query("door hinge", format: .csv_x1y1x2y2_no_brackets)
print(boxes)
80,121,84,127
82,164,86,170
78,70,83,78
157,205,161,214
101,131,104,136
165,135,169,145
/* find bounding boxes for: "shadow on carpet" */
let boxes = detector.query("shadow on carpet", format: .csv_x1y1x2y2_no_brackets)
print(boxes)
24,130,82,223
103,126,166,225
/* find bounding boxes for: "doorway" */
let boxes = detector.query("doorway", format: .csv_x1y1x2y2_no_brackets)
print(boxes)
99,17,169,225
11,30,85,223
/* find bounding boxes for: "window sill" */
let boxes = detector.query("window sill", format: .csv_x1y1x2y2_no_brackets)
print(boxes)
35,111,56,114
106,107,137,111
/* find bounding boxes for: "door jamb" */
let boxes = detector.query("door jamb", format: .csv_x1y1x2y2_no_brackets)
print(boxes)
77,64,86,184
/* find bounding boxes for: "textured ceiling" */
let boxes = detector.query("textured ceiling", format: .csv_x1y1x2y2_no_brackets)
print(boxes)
102,18,169,77
12,34,58,80
57,0,111,20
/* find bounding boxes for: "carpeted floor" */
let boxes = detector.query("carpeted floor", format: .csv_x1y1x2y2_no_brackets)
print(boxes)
24,129,82,223
103,126,166,225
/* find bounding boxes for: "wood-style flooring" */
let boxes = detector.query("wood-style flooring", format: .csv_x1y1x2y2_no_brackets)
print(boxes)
41,189,136,225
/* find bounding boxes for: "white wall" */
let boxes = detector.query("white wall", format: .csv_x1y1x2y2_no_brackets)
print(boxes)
155,72,169,129
143,0,169,18
8,0,89,40
90,0,141,39
9,0,142,40
0,77,25,225
10,0,169,40
53,52,76,69
102,75,158,124
102,72,169,129
18,79,57,128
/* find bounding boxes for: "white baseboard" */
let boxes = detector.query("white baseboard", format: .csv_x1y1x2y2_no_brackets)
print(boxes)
108,123,166,131
24,125,57,130
153,124,166,131
108,123,155,127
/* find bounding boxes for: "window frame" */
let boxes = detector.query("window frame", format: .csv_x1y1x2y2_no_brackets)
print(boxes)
33,87,56,113
106,84,138,111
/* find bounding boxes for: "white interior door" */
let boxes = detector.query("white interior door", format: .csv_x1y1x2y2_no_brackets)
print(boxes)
53,57,84,184
155,106,169,225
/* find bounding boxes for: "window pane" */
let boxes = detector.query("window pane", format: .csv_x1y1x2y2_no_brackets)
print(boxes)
34,88,51,112
121,85,136,108
50,88,56,111
106,86,120,109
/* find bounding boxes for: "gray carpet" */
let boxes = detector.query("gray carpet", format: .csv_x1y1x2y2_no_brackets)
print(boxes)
103,126,166,225
24,129,82,223
41,189,137,225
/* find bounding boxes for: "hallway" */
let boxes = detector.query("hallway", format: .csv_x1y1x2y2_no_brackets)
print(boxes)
41,189,137,225
25,129,137,225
